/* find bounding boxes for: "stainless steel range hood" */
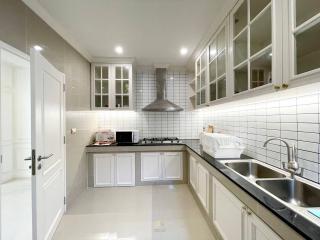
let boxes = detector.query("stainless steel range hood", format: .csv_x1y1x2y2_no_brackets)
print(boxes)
142,68,183,112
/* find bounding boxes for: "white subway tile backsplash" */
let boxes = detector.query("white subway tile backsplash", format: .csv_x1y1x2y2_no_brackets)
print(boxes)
297,104,318,114
203,90,320,183
302,169,319,182
281,123,297,132
298,132,319,143
298,150,319,163
297,114,319,123
298,123,319,133
280,106,297,115
280,114,297,123
298,141,318,153
281,130,298,140
297,94,319,105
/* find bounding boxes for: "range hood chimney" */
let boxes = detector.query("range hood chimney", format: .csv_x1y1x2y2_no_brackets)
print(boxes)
142,68,183,112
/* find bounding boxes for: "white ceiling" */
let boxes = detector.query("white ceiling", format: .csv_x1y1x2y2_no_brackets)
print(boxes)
29,0,235,66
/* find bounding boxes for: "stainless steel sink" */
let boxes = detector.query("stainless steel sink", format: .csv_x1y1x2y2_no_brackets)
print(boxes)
256,179,320,207
225,161,286,179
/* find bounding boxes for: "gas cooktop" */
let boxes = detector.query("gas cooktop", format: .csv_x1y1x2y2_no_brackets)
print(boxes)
142,137,180,144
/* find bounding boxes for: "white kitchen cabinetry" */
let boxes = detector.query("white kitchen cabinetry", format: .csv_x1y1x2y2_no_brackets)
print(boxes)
94,154,115,187
115,153,135,186
189,155,198,190
197,163,210,212
91,63,133,110
94,153,135,187
230,0,284,94
141,152,183,181
284,0,320,85
247,211,282,240
213,178,245,240
162,152,182,180
141,152,162,181
212,176,281,240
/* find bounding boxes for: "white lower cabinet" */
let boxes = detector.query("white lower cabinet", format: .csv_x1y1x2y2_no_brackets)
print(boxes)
189,155,197,190
94,153,135,187
197,163,209,213
94,154,115,187
115,153,135,186
212,178,245,240
212,176,281,240
141,152,183,181
247,212,282,240
162,152,182,180
141,152,162,181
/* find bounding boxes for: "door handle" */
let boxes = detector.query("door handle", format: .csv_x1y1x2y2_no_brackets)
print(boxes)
24,156,32,161
38,153,54,162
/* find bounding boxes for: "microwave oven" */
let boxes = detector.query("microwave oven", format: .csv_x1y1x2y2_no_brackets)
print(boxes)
115,130,139,144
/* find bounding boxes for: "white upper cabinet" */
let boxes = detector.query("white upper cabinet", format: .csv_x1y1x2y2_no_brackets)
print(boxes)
285,0,320,83
194,0,287,109
91,63,133,110
195,49,208,107
209,23,228,103
231,0,282,94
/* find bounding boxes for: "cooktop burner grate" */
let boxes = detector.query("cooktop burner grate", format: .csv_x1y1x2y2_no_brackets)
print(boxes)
142,137,180,144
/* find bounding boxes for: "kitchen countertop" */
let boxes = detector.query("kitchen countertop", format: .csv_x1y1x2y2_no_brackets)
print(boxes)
86,139,320,239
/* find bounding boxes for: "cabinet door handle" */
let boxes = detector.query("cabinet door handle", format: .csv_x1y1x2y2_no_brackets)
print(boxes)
282,83,289,89
246,208,252,215
273,85,281,90
241,206,247,213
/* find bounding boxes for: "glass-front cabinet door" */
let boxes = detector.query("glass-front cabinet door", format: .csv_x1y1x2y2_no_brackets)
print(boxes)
209,24,227,102
93,65,110,108
92,64,132,110
288,0,320,79
231,0,275,94
114,64,131,108
196,49,208,107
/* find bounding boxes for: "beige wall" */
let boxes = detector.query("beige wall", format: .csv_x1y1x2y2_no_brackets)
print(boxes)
0,0,91,204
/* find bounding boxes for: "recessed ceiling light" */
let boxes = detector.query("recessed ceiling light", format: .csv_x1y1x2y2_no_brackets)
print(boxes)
33,45,43,51
180,47,188,56
115,46,123,54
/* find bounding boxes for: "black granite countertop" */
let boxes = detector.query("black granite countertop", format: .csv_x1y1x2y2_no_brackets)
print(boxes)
86,139,320,239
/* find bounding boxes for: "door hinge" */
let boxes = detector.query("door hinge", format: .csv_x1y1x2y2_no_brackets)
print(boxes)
0,155,2,164
64,196,66,205
63,83,66,92
64,136,66,144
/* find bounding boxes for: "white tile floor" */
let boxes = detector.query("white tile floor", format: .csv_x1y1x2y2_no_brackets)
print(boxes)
53,184,215,240
1,178,32,240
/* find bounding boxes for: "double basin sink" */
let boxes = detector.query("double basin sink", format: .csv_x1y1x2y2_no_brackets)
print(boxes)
222,160,320,208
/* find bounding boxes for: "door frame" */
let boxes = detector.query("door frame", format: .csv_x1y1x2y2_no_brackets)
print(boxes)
0,41,30,240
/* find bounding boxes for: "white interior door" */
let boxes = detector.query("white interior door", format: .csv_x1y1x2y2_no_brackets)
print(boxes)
31,49,65,240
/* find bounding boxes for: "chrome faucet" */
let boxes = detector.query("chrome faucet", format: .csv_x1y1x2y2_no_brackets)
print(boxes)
263,138,302,178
